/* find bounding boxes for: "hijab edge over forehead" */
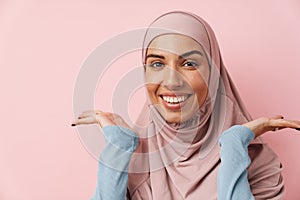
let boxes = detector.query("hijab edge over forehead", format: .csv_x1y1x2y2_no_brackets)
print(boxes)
142,11,212,64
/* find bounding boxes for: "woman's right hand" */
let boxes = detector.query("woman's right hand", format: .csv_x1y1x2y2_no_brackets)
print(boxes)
72,110,139,153
71,110,131,129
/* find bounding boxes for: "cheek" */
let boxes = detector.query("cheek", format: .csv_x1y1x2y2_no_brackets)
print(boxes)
145,71,161,100
145,69,165,84
145,72,156,94
188,74,208,102
146,84,156,94
146,84,159,102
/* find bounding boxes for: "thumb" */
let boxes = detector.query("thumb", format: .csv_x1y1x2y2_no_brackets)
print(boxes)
270,115,284,131
270,115,284,120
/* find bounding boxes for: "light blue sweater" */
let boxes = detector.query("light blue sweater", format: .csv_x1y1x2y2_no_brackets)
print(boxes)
91,125,255,200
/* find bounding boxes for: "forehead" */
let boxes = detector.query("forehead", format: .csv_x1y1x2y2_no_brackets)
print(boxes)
147,34,203,56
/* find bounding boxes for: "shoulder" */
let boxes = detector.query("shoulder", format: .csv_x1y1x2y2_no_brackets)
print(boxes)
247,139,285,198
248,138,282,174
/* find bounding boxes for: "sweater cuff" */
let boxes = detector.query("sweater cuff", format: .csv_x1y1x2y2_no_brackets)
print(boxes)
102,125,139,153
219,125,255,147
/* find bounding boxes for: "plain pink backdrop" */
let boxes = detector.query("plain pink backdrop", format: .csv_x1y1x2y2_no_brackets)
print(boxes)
1,0,299,199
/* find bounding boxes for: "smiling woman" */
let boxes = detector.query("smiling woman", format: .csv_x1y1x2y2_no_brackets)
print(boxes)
72,11,300,200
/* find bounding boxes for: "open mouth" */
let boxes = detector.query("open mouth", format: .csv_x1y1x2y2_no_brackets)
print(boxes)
159,94,191,104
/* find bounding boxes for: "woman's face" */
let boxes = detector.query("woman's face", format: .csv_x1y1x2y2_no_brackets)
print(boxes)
145,34,210,123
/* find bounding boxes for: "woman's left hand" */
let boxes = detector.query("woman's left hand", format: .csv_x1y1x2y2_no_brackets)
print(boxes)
243,115,300,138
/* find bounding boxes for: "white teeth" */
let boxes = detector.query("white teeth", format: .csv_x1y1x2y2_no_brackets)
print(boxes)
162,96,188,104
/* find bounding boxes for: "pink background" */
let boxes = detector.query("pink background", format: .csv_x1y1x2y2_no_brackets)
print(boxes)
1,0,300,199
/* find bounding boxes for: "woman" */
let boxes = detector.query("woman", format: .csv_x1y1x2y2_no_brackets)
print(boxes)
72,11,300,199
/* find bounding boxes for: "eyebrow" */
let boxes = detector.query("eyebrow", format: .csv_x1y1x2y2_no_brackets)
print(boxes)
180,50,203,58
146,54,165,60
146,50,203,61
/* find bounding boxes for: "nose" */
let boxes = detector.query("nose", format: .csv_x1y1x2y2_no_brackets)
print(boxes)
162,66,183,90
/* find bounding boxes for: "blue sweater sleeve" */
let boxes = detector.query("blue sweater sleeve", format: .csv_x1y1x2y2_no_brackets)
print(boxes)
90,125,139,200
91,125,254,200
218,125,255,200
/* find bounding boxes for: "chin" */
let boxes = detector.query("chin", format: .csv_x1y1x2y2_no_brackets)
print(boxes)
154,104,197,123
164,116,181,123
162,111,190,124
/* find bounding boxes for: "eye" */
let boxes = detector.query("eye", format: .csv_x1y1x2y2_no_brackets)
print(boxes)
182,61,199,69
149,61,165,69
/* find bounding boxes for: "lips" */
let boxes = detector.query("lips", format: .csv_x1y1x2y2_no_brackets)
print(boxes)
159,93,192,110
161,95,189,104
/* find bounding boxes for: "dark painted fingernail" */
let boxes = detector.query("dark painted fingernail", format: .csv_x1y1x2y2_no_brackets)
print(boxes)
296,128,300,131
71,124,76,127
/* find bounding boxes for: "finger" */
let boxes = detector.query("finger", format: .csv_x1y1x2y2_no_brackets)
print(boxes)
78,110,104,119
82,110,104,115
75,111,115,127
78,112,95,119
269,116,284,131
286,120,300,129
71,117,98,126
269,119,300,130
273,127,285,131
270,115,284,120
272,127,284,132
96,112,131,128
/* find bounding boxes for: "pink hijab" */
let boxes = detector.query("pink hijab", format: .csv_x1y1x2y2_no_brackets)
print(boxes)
127,11,284,199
